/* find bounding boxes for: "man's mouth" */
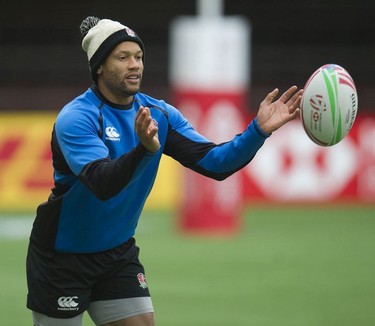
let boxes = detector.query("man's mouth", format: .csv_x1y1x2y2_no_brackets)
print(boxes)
126,74,141,84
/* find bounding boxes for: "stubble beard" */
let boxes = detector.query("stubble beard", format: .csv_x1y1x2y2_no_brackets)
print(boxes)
103,77,142,102
120,75,142,97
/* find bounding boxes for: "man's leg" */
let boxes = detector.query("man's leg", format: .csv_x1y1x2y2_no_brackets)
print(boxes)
88,297,154,326
101,312,155,326
32,311,83,326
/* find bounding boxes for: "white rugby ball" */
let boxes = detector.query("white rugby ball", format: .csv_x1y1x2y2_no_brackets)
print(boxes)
301,64,358,146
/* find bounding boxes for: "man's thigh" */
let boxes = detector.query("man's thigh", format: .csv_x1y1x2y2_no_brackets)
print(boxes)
87,239,154,324
32,311,83,326
88,297,154,325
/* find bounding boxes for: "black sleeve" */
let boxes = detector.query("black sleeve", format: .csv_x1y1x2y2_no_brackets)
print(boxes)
163,127,225,178
78,143,148,200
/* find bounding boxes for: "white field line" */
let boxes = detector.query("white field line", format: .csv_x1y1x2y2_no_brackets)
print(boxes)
0,217,33,240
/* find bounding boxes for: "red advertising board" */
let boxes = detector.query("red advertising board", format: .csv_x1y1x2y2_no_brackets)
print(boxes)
174,90,249,234
243,115,375,203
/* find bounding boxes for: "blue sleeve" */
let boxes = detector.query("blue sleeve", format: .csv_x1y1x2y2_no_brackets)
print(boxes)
164,105,269,180
197,118,268,174
55,106,109,176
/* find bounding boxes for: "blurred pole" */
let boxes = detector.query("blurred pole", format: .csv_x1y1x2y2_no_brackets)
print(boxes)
197,0,223,17
170,0,251,235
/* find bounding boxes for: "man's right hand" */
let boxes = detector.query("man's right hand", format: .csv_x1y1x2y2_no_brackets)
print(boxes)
135,106,160,153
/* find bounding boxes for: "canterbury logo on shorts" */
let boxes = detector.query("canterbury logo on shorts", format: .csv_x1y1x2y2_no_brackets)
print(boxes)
57,296,79,311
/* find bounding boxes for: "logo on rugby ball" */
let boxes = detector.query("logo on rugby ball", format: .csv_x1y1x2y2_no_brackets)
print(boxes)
309,94,327,112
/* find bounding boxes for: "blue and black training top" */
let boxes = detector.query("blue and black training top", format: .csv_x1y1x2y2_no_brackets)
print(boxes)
30,85,269,253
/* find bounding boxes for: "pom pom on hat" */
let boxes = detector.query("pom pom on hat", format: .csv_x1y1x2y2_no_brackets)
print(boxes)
80,16,101,37
80,16,145,82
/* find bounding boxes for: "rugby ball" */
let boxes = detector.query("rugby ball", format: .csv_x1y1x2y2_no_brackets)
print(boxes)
300,64,358,146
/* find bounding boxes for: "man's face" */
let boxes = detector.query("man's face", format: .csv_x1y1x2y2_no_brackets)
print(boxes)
97,41,144,102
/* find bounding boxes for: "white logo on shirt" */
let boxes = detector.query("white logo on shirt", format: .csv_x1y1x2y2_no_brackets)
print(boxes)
105,127,120,141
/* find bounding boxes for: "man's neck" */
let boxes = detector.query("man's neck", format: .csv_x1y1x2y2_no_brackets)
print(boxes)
91,85,134,110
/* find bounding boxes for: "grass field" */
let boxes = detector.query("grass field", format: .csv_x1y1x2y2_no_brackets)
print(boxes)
1,204,375,325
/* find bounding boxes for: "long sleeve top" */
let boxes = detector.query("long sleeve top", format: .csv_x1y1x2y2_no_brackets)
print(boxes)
30,86,269,253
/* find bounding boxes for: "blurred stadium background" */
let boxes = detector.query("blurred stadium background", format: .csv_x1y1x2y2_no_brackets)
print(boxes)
1,0,375,325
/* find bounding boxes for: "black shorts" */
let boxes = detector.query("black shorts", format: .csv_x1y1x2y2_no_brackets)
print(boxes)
26,237,151,319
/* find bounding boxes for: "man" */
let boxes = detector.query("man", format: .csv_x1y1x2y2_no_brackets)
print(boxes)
26,16,302,326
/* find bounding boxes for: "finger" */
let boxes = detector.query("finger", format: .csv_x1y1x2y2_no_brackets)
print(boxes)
286,89,302,105
135,106,143,119
263,88,279,104
137,108,150,125
135,106,151,120
283,107,300,124
287,91,303,112
135,106,146,120
289,107,300,120
135,110,150,136
142,115,158,138
135,109,146,130
278,85,298,103
141,115,153,135
147,125,158,138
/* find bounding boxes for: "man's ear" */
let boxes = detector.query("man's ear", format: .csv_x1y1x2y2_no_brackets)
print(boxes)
96,65,103,75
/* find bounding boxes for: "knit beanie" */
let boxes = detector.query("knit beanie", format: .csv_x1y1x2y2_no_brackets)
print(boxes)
80,16,145,82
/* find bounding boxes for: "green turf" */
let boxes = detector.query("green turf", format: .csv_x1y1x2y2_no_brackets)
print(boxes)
1,205,375,325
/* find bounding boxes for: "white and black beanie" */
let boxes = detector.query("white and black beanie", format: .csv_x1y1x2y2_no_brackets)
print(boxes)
80,16,145,82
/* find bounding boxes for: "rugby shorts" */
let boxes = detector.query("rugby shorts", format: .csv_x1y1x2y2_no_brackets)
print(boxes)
26,237,152,320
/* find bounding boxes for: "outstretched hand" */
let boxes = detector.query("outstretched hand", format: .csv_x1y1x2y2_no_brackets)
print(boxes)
135,106,160,153
256,86,302,134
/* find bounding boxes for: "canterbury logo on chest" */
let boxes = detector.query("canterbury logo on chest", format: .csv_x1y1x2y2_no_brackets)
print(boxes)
105,126,121,141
